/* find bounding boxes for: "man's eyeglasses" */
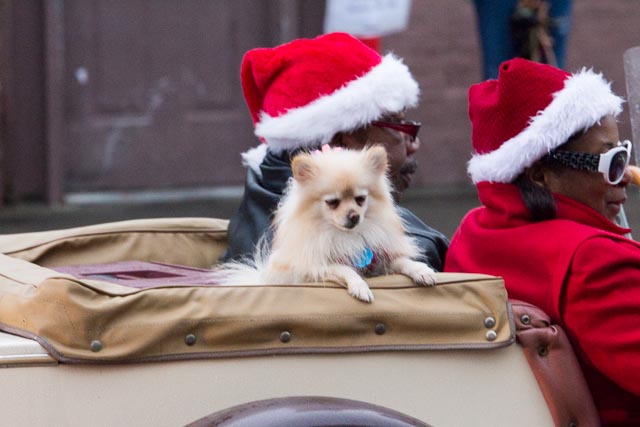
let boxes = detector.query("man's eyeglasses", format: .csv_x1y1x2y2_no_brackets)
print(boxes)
371,120,421,142
547,140,632,185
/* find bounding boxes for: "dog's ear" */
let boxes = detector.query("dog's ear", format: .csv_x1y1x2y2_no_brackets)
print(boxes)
365,145,388,175
291,154,318,183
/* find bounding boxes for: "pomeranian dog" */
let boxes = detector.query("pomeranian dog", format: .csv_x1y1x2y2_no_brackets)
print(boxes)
216,145,436,302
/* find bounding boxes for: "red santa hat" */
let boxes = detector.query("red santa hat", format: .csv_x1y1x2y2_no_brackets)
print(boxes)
240,32,419,171
467,58,624,184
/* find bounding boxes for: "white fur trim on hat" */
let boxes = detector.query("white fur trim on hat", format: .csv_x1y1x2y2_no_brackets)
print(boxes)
468,69,624,184
241,143,268,175
254,54,419,153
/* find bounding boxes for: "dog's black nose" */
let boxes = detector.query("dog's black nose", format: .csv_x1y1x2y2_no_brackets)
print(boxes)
345,212,360,229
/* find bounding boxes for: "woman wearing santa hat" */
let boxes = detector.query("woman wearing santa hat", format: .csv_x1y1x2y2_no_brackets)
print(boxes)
220,32,449,270
446,57,639,425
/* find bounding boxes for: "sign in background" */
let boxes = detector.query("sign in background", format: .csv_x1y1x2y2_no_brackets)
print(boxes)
324,0,412,37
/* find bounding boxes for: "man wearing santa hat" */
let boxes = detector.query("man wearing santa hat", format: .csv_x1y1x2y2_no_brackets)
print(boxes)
446,57,640,425
220,32,448,271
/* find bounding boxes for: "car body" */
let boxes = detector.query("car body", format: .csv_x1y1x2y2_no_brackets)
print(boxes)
0,218,597,426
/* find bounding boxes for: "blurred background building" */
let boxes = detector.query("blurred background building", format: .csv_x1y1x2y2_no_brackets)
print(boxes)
1,0,639,236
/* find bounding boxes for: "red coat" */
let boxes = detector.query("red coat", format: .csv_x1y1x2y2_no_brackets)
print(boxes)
445,182,640,426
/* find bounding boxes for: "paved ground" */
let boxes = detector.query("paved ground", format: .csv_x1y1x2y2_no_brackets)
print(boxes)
3,185,640,242
0,186,477,239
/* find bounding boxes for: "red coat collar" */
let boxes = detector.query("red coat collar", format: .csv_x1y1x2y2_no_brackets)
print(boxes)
475,182,631,236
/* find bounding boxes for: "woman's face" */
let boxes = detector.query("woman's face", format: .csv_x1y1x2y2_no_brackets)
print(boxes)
544,115,631,222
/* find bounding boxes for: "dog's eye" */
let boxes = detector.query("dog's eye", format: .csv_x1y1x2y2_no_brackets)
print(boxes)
325,199,340,209
355,195,367,206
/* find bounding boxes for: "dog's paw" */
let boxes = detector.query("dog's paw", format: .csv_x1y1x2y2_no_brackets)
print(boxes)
393,258,438,287
347,279,375,303
411,265,438,287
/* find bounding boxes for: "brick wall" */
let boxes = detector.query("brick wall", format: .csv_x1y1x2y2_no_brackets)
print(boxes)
384,1,640,188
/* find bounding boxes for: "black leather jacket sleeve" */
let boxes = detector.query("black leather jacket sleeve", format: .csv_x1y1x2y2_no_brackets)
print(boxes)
397,206,449,272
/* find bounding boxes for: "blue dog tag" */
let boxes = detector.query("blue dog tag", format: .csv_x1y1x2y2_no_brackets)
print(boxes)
353,247,374,269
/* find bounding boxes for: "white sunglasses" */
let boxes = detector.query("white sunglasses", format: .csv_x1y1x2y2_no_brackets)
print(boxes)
548,140,632,185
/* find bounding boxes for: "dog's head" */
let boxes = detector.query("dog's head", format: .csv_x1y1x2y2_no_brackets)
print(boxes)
290,145,390,231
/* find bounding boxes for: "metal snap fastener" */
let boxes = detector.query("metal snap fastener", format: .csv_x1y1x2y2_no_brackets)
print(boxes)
90,340,103,353
375,323,386,335
538,345,549,357
520,314,531,325
484,316,496,328
486,330,497,341
280,331,292,343
185,334,197,346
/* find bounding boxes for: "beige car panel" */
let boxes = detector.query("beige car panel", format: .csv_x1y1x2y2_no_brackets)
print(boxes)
0,218,556,426
0,335,552,427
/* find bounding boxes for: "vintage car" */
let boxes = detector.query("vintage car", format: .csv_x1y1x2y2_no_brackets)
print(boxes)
0,217,598,426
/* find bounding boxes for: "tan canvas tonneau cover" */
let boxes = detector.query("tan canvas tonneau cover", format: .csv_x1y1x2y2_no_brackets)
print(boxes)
0,218,514,364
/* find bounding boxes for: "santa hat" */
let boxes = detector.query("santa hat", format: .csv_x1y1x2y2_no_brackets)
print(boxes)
467,58,624,184
240,32,419,172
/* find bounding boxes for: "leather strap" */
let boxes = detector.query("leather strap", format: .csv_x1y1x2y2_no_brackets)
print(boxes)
512,300,600,427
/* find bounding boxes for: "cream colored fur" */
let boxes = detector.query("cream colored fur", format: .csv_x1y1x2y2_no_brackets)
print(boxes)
216,146,436,303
